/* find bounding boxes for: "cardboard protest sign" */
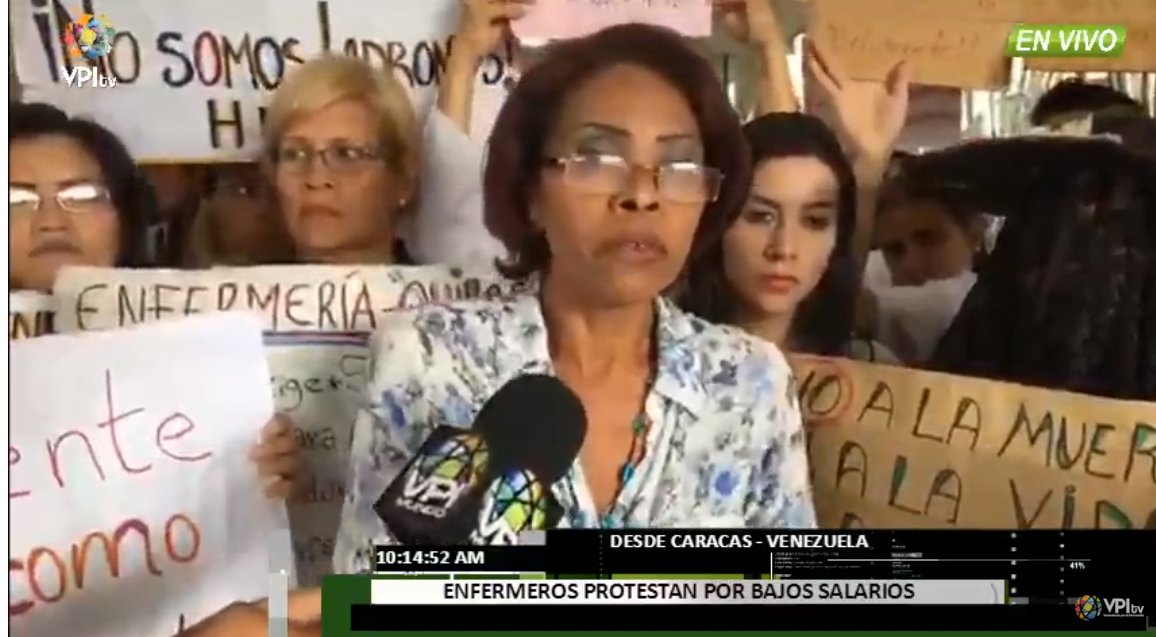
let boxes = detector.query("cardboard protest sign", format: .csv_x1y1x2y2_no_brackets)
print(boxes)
9,291,56,339
808,0,1013,89
513,0,712,44
796,356,1156,529
9,313,285,637
9,0,515,160
809,0,1071,90
809,0,1156,88
51,264,529,585
51,264,529,332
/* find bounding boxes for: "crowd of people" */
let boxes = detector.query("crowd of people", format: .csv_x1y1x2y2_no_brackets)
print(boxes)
9,0,1156,634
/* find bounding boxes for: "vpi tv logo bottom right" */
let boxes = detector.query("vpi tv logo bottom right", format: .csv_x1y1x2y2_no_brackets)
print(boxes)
1075,594,1146,621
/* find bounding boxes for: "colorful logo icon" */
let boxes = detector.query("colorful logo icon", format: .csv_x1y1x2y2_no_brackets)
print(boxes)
420,435,488,488
1075,594,1102,620
63,14,116,61
486,469,550,531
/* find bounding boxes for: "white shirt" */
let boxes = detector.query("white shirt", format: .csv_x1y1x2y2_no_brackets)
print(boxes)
333,295,816,574
873,272,977,363
403,110,507,270
863,250,892,291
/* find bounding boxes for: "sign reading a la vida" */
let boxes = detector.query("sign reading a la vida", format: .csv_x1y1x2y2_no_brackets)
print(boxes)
796,356,1156,530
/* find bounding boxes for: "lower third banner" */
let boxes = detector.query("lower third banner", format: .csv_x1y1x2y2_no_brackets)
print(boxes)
346,578,1149,630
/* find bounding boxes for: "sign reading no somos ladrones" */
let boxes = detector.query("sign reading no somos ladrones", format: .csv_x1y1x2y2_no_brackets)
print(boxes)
11,0,516,161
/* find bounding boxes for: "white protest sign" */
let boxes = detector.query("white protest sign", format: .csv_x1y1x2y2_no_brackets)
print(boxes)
9,313,284,637
10,0,515,161
513,0,712,44
52,264,531,585
9,291,56,339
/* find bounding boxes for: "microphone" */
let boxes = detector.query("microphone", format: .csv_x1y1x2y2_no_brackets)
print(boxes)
374,374,586,546
469,376,586,545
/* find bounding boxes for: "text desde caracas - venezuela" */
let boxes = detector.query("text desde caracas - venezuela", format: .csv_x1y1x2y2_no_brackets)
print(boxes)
609,533,870,549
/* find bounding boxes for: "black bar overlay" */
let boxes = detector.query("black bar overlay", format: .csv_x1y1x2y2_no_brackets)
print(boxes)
373,530,1154,608
351,603,1149,631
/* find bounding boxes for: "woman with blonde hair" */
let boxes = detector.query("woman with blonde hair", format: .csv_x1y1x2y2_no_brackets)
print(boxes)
263,54,420,265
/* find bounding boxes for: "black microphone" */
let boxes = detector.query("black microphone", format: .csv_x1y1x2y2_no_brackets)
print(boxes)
469,376,586,545
374,374,586,546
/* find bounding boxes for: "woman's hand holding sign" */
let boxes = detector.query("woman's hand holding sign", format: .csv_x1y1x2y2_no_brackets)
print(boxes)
715,0,798,114
805,36,910,165
441,0,535,130
804,36,910,263
250,413,302,500
176,588,322,636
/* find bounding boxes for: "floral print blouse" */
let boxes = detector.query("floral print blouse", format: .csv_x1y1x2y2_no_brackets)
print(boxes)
333,294,816,574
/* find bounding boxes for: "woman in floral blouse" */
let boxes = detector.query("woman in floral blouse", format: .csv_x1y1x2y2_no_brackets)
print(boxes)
333,23,817,574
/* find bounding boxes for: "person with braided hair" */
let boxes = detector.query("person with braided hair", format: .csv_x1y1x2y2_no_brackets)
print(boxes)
919,135,1156,401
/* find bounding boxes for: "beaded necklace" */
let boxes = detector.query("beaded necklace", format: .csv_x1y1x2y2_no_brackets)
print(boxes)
598,411,651,529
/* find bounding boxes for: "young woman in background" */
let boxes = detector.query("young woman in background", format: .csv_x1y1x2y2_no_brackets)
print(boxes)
859,169,988,362
681,112,898,363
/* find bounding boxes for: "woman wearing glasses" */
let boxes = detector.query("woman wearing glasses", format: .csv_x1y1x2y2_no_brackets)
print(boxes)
334,23,816,574
9,105,302,632
9,102,154,292
183,163,295,267
262,54,420,265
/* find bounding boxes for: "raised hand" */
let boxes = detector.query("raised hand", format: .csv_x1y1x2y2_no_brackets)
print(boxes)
805,37,910,162
454,0,535,61
714,0,783,47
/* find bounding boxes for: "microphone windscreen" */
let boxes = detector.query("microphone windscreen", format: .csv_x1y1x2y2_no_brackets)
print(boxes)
474,374,587,483
373,426,489,545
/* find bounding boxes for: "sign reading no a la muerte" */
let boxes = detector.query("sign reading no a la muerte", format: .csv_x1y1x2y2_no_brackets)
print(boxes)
796,355,1156,530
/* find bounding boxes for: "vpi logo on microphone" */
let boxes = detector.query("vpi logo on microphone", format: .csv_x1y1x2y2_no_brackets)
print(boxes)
1075,594,1146,620
61,13,118,88
397,435,488,518
470,469,550,545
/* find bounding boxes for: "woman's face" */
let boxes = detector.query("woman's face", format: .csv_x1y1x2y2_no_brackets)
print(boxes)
9,134,120,292
533,64,712,306
143,164,194,215
875,198,979,286
273,98,404,260
722,157,839,320
206,165,286,262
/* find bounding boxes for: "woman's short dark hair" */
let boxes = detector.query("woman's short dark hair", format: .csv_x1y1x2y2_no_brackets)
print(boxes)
9,102,155,266
483,23,751,280
1029,79,1143,126
678,112,858,355
878,158,983,233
